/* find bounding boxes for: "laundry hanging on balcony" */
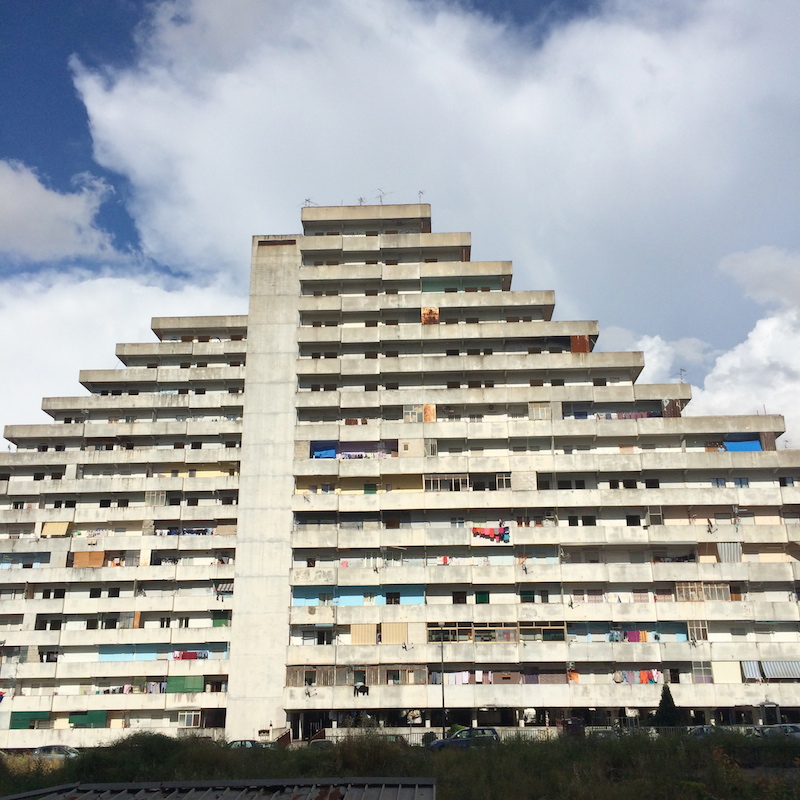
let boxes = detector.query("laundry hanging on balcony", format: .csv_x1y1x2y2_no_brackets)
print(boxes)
472,526,510,543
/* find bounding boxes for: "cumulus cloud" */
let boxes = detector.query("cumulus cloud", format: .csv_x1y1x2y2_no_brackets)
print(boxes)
599,325,718,385
0,161,118,263
689,309,800,445
0,273,245,437
7,0,800,446
71,0,800,351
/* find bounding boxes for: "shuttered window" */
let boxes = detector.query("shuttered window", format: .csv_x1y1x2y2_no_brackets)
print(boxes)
381,622,408,644
351,623,378,645
72,551,105,568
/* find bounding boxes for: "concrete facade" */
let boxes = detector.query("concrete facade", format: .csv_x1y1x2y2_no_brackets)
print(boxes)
2,203,800,746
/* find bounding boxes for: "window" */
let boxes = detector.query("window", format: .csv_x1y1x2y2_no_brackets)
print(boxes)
475,591,490,605
496,473,511,490
550,378,565,387
581,515,597,526
107,587,120,598
404,405,423,423
386,592,401,605
363,484,377,495
733,477,749,488
520,590,536,604
780,477,795,487
424,439,438,457
178,711,201,727
691,661,713,683
625,515,641,526
644,478,660,489
686,619,708,642
452,591,467,604
711,478,726,488
425,474,469,492
529,402,551,421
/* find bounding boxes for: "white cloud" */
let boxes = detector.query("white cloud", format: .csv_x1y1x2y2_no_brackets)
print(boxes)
0,161,117,262
689,309,800,446
718,246,800,309
70,0,800,351
0,273,245,439
599,325,718,386
7,0,800,448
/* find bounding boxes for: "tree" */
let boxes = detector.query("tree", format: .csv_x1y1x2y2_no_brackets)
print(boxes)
652,685,686,727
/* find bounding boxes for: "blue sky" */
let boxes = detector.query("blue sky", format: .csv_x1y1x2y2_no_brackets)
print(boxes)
2,0,800,441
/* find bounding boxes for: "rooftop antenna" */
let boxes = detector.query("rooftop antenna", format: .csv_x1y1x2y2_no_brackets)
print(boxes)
376,188,394,204
358,197,366,205
302,198,318,207
676,367,687,383
418,190,424,203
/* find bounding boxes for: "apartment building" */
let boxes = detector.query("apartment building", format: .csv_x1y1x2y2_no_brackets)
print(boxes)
2,203,800,748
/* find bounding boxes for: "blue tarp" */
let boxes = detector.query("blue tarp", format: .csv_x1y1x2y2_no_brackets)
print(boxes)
724,439,762,452
311,441,337,458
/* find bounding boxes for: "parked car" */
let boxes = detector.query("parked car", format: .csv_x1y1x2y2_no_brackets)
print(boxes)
31,745,80,760
687,725,722,738
760,724,800,739
228,739,277,749
428,727,500,751
308,739,335,749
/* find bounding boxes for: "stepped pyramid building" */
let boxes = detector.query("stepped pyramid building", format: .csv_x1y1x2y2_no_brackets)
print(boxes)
2,203,800,748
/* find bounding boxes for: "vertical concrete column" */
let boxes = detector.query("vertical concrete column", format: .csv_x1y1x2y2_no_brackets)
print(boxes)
226,237,301,738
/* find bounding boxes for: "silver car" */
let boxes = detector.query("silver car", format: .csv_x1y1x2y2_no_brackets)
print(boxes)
760,724,800,739
31,745,80,760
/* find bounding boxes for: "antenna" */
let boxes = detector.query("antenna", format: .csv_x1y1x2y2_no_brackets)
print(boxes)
302,198,318,207
676,367,687,383
358,197,366,205
418,190,424,203
376,188,394,204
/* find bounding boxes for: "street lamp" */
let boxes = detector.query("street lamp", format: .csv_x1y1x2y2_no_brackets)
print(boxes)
437,622,446,739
